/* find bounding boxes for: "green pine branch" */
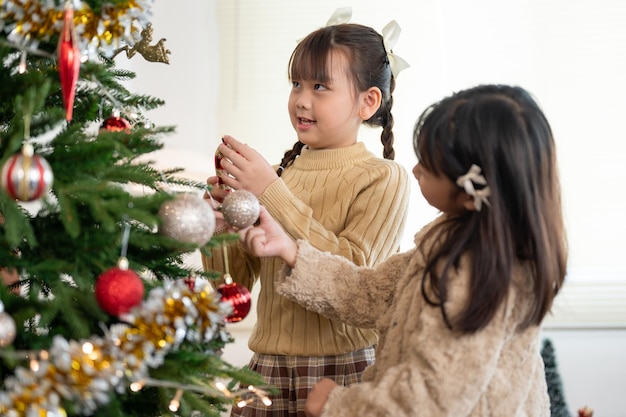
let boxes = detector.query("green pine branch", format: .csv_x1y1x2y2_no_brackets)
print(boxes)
0,10,268,416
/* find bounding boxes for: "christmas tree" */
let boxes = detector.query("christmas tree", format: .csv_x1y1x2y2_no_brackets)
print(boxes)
541,338,572,417
0,2,268,416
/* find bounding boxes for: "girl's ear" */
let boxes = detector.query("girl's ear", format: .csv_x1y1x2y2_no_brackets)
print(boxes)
461,192,476,212
359,87,382,120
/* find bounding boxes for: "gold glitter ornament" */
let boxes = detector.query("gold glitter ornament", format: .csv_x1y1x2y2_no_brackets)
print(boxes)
221,190,260,230
111,22,170,64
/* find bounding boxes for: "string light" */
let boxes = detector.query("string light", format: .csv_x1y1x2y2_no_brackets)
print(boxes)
81,342,94,355
18,51,27,74
129,380,145,392
236,398,252,409
215,381,231,396
29,358,39,372
168,389,183,412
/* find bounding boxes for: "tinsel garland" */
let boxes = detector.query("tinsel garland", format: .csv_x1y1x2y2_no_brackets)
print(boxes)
0,279,234,417
0,0,154,56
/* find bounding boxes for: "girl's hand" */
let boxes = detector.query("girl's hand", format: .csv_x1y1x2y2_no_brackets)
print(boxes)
305,378,338,417
217,135,279,197
239,206,298,267
202,176,228,232
204,175,231,204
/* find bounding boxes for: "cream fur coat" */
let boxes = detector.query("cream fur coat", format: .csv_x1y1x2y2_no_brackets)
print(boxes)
276,218,550,417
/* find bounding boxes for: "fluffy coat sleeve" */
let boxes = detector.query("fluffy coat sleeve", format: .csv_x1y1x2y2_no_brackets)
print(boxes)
276,239,548,417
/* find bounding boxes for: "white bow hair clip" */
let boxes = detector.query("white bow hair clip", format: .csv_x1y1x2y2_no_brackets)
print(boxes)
325,7,352,26
456,164,491,211
324,7,410,78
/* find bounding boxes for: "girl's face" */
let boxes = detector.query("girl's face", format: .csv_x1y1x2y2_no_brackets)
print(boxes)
413,162,469,214
288,51,364,149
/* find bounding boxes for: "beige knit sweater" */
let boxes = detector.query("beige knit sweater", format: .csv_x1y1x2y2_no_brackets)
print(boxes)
202,142,410,356
276,217,550,417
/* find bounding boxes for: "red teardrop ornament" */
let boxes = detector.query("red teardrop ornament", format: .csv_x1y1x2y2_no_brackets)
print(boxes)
218,275,251,323
57,4,81,121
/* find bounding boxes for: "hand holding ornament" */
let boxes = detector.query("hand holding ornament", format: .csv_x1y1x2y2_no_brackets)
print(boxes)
202,176,232,236
217,135,279,197
239,206,297,267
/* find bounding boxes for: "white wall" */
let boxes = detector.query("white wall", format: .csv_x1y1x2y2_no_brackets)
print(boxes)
121,1,626,416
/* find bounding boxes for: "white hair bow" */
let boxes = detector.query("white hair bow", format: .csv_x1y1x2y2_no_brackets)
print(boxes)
325,7,352,26
324,7,410,78
456,164,491,211
381,20,410,78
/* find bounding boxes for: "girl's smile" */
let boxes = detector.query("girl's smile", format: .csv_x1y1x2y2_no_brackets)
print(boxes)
296,117,316,129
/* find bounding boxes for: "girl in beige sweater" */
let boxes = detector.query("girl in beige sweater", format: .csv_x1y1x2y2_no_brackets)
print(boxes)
203,8,410,417
240,84,568,417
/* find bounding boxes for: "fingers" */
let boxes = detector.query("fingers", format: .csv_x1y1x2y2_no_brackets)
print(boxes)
218,136,279,197
239,207,272,255
204,176,231,203
222,135,250,155
257,205,271,221
215,142,244,187
241,226,267,256
220,135,251,162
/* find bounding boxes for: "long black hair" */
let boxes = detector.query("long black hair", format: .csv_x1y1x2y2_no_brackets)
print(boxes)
414,84,567,332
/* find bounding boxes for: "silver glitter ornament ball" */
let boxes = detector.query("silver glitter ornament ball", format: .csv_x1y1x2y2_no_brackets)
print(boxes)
0,311,16,347
221,190,260,229
158,192,216,246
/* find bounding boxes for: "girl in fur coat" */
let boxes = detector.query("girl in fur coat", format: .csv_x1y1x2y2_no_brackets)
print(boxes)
239,84,568,417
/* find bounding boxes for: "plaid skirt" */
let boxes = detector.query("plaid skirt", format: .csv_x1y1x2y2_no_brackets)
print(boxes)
231,347,375,417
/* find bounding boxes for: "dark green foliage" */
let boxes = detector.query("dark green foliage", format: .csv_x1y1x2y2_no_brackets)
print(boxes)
541,338,572,417
0,4,265,416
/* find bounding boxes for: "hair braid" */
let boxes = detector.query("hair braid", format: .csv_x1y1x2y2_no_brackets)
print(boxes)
379,76,396,160
276,141,306,177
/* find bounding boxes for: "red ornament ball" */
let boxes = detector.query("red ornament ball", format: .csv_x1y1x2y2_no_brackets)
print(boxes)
100,115,131,133
218,281,251,323
95,266,145,316
0,148,54,201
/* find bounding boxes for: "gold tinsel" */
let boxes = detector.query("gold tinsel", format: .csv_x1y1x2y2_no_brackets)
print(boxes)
0,279,235,417
0,0,154,53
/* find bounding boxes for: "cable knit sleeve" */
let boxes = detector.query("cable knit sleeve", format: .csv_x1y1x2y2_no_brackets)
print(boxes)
260,158,409,267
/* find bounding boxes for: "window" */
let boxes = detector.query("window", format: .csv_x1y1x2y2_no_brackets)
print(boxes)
216,0,626,329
